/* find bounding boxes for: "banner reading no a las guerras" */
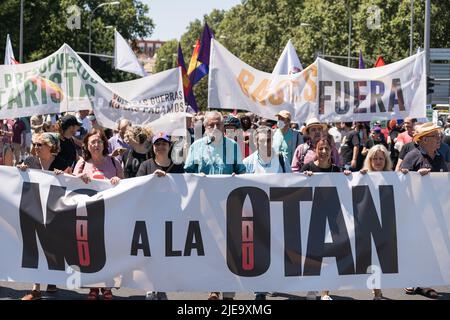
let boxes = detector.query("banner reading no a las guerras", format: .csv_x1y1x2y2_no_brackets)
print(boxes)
0,44,186,133
208,39,426,123
0,166,449,292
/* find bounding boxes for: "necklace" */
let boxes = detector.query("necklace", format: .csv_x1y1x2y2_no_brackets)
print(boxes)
257,153,272,168
39,156,54,171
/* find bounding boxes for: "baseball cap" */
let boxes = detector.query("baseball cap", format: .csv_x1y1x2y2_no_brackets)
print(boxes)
60,115,82,131
372,125,382,133
152,132,170,144
223,115,241,128
275,110,291,120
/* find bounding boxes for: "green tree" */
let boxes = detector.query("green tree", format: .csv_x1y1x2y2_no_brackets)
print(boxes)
147,0,450,110
154,39,178,71
0,0,154,82
218,0,304,72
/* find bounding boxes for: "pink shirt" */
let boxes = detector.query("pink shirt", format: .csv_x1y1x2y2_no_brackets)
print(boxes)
291,143,341,172
396,131,413,145
74,156,124,180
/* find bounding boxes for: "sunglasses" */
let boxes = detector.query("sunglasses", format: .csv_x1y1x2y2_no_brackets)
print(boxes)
32,143,43,147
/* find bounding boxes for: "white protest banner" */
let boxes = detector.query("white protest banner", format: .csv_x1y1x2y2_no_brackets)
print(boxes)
208,39,318,124
1,166,449,292
0,44,185,132
316,53,426,122
208,39,426,124
95,66,185,131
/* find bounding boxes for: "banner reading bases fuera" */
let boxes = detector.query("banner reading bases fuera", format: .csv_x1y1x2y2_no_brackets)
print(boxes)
208,39,426,124
0,166,448,292
0,44,185,131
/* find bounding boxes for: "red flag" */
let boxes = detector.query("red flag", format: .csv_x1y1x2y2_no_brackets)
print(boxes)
374,56,386,67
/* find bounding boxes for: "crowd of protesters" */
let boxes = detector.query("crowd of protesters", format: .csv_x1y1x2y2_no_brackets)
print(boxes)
1,108,449,300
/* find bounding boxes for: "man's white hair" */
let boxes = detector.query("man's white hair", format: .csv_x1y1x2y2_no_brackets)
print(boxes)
203,111,223,127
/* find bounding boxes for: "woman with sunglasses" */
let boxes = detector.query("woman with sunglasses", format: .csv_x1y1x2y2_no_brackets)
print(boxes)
17,132,72,300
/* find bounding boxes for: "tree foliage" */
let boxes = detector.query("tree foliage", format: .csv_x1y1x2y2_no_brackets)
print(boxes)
155,0,450,110
0,0,154,82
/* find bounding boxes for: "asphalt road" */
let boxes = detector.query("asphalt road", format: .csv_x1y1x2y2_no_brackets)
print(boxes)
1,281,449,300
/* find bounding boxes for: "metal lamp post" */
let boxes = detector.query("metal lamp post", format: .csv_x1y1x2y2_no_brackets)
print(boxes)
300,23,325,57
88,1,120,66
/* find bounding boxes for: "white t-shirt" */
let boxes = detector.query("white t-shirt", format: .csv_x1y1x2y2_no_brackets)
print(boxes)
243,150,291,173
328,126,342,149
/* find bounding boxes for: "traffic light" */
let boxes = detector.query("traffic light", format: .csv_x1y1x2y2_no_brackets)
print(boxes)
427,76,435,95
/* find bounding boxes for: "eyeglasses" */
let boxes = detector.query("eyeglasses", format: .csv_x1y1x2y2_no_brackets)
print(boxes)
309,127,323,133
423,134,440,141
205,123,223,130
32,143,43,147
88,140,103,146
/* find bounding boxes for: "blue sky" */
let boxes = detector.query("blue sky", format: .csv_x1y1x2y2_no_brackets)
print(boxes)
142,0,241,40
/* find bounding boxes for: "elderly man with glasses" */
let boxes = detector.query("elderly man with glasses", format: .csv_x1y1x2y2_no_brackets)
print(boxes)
400,122,447,175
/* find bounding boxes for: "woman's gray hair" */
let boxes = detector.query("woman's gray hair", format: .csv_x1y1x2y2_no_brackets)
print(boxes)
203,111,223,127
253,126,272,146
32,132,61,155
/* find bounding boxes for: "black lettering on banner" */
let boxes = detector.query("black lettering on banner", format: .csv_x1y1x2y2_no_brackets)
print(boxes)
318,81,332,115
388,78,405,112
19,183,106,273
131,221,151,257
227,187,270,277
335,81,351,114
270,187,313,277
303,187,355,276
354,81,367,113
353,185,398,273
165,221,182,256
370,81,386,113
184,221,205,256
164,221,205,257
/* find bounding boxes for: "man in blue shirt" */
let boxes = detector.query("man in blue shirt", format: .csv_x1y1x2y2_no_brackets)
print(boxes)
184,111,245,300
184,111,246,175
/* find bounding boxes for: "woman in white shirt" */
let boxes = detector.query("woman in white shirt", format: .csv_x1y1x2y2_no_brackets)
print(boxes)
243,126,291,174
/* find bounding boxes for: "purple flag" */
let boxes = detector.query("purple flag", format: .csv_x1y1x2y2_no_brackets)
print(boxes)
358,50,365,69
198,22,214,68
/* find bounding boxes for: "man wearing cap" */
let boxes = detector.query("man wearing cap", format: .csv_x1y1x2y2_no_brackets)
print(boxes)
273,110,303,165
57,114,82,169
291,118,340,172
400,122,447,174
395,123,450,172
400,123,446,299
361,125,388,157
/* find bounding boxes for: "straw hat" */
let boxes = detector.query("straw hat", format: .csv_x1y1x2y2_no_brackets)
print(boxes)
275,110,291,120
413,122,442,142
301,117,328,135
